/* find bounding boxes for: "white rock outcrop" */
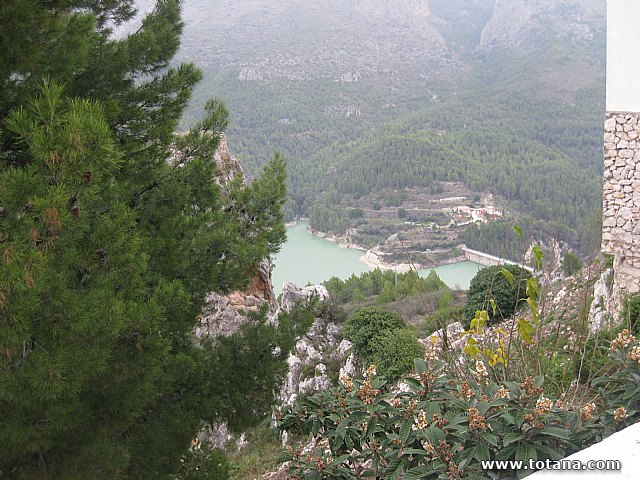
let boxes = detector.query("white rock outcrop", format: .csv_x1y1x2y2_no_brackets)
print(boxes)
588,268,614,333
278,283,351,406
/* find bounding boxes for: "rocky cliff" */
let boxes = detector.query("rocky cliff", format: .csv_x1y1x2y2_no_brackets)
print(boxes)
195,135,276,341
479,0,605,51
193,138,356,452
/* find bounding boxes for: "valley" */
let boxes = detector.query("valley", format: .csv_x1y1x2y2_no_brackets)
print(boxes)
174,0,606,262
271,220,485,294
5,2,640,479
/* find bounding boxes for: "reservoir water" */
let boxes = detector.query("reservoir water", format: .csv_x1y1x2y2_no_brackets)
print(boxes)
272,222,483,294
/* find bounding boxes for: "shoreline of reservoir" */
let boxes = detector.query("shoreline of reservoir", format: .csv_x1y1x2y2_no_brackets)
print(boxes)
273,221,484,294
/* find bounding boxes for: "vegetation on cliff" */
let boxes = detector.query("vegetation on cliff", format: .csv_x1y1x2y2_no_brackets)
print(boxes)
276,267,640,479
463,265,533,327
0,1,292,478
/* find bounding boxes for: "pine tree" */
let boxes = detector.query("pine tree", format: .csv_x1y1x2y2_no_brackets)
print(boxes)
0,2,289,478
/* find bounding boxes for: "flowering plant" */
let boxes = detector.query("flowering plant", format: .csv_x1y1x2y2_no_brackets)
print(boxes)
275,357,600,479
592,329,640,431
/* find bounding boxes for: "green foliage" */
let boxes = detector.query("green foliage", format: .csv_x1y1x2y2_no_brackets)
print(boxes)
274,285,640,479
621,295,640,328
575,296,640,384
324,269,446,306
343,307,406,365
275,359,602,479
592,330,640,431
176,446,231,480
462,221,532,263
463,265,533,327
226,425,288,480
369,329,424,383
0,2,291,477
178,0,605,256
308,204,349,233
562,252,584,277
348,208,364,219
198,303,316,434
576,327,621,385
191,68,604,250
343,306,426,382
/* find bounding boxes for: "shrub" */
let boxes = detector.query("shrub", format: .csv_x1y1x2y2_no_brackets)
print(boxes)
276,359,601,479
592,329,640,431
369,329,424,383
275,291,640,479
576,296,640,384
562,252,583,277
176,445,231,480
343,307,406,364
348,208,364,219
621,295,640,329
463,265,532,327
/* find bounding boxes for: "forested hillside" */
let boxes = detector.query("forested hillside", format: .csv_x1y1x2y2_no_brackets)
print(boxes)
174,0,606,256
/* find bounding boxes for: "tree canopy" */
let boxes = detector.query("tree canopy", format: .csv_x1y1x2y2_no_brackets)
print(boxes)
463,265,533,327
0,1,290,478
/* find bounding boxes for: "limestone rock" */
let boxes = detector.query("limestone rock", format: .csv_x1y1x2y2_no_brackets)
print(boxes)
588,268,614,333
277,284,352,406
281,282,330,313
339,353,357,379
605,117,617,132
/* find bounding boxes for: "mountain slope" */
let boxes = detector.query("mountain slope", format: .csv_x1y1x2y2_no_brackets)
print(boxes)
173,0,606,253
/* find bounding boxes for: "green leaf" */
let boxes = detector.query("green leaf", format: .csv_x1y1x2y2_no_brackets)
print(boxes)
526,297,539,326
502,413,517,425
384,458,405,479
516,318,535,344
532,245,544,270
516,445,538,479
481,432,498,447
427,426,446,445
503,432,524,446
501,268,515,288
622,385,640,400
414,358,427,375
399,419,412,444
495,445,518,461
536,445,567,461
474,442,491,462
404,448,429,456
336,418,350,439
424,401,441,417
538,426,570,441
478,400,491,416
404,466,430,480
515,444,537,464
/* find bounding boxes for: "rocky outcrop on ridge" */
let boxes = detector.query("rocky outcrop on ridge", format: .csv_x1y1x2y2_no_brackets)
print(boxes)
278,283,353,406
479,0,605,51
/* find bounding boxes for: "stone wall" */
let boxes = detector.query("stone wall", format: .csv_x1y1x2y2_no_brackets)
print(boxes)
602,112,640,314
